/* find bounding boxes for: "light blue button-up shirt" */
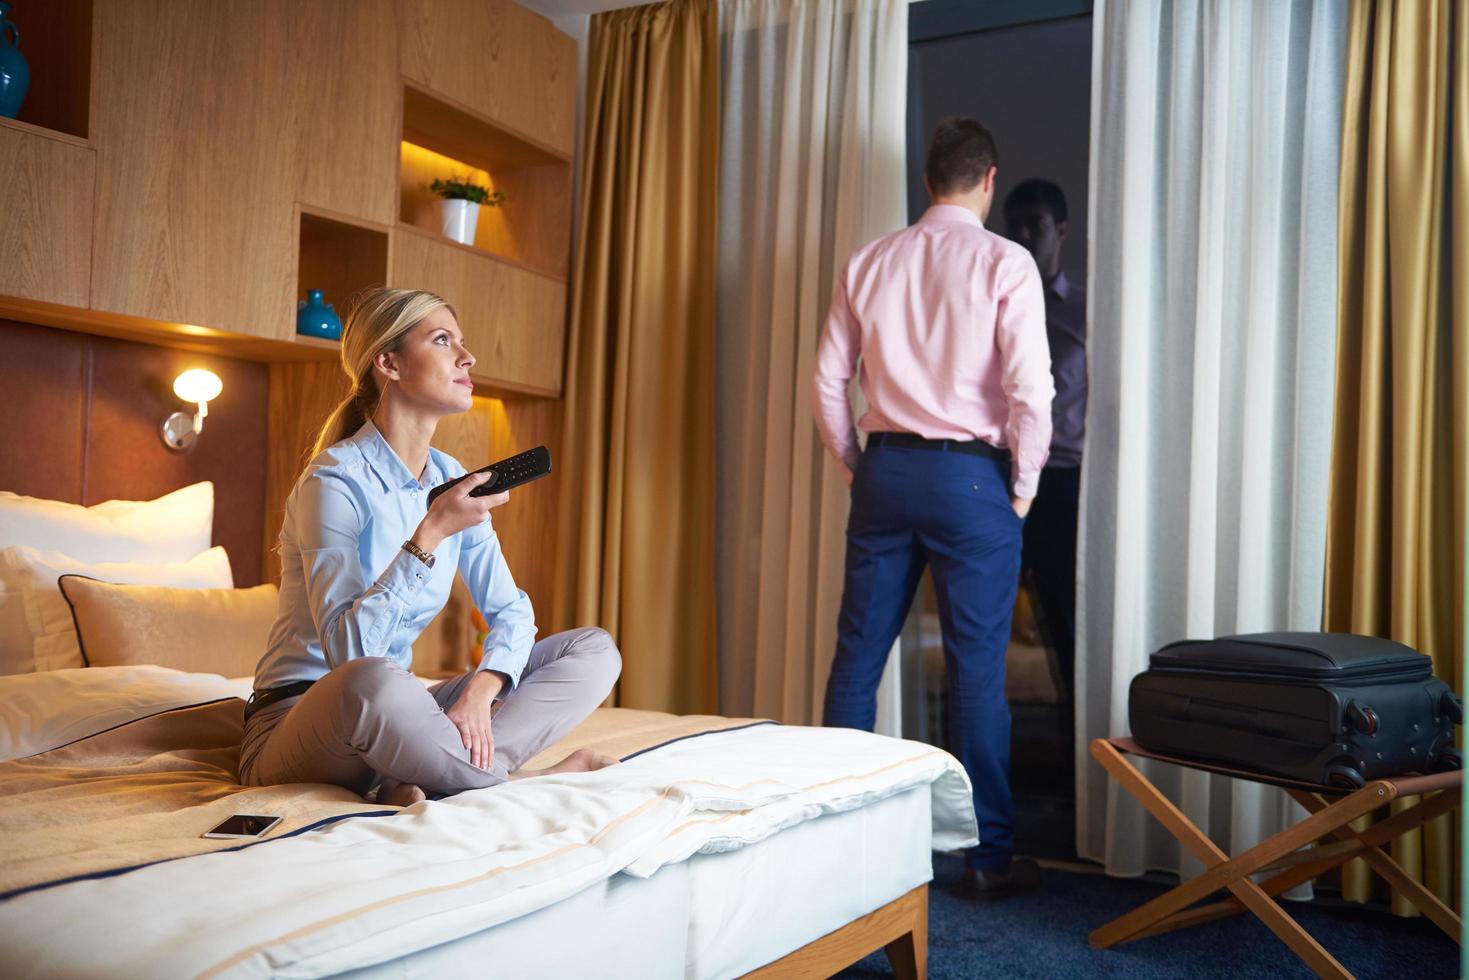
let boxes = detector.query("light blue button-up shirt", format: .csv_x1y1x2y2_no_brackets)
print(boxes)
253,420,536,692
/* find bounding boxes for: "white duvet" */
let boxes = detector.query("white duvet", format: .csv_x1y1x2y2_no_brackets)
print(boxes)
0,666,977,978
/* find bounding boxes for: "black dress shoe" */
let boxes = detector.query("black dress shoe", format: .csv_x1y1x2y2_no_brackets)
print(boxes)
957,857,1041,901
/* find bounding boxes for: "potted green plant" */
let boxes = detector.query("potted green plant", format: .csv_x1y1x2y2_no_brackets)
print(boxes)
429,174,506,246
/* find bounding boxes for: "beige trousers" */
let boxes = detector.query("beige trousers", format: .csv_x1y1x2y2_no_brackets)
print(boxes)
238,627,620,796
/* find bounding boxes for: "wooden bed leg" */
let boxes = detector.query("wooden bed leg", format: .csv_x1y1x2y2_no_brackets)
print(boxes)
883,882,928,980
742,884,929,979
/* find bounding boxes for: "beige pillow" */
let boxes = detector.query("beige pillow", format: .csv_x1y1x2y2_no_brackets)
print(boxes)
0,482,214,564
58,578,278,679
3,545,235,674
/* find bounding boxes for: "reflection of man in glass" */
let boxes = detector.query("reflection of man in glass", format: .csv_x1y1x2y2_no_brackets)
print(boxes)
1004,180,1086,710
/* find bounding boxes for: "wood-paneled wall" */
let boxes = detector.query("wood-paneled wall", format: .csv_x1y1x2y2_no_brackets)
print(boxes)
261,361,353,582
423,396,563,672
391,229,567,395
3,0,576,672
0,321,269,587
3,0,576,387
89,0,400,339
398,0,577,158
483,397,565,626
0,126,94,307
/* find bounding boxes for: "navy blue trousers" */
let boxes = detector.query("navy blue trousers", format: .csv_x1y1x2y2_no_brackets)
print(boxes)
823,442,1024,871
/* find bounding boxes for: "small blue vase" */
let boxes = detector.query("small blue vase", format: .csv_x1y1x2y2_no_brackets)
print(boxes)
0,2,30,120
296,289,342,341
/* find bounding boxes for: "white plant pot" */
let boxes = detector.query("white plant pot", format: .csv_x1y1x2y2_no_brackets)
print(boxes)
438,198,480,246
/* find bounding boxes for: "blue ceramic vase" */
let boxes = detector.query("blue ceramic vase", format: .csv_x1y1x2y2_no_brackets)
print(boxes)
0,2,29,120
296,290,342,341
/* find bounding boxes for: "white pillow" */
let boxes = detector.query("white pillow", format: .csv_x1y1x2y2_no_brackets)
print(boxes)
0,482,214,565
0,545,234,674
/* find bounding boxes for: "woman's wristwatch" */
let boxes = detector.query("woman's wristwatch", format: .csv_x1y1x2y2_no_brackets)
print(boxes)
401,540,436,568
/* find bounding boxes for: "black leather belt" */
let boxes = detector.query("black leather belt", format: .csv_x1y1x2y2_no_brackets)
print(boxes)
244,679,316,723
868,431,1009,460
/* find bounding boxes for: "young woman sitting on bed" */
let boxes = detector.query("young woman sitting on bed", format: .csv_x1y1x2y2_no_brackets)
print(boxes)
240,287,620,807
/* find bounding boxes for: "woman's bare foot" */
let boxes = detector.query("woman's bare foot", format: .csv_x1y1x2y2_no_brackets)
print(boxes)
549,748,619,774
508,748,620,781
380,780,427,807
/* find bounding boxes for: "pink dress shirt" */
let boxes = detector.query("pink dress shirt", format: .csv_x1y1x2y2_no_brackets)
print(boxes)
811,204,1055,498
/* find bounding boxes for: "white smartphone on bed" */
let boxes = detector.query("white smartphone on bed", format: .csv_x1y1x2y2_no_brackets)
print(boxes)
201,813,284,839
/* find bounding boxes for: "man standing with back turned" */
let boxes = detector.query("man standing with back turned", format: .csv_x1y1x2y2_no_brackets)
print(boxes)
812,118,1054,899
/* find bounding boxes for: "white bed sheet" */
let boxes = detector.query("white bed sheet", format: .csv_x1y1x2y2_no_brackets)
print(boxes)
0,667,971,978
340,784,933,979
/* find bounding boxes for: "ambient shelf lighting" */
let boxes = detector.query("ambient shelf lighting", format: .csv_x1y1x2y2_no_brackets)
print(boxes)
160,368,223,452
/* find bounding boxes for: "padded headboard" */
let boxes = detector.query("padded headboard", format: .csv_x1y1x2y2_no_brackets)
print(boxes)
0,320,268,586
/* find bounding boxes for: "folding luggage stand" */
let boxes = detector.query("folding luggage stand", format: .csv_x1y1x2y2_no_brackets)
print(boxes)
1089,737,1462,979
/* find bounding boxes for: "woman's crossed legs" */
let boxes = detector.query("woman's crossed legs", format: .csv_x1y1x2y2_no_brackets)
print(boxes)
239,627,621,798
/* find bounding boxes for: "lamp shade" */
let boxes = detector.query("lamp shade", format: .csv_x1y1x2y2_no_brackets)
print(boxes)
173,369,222,404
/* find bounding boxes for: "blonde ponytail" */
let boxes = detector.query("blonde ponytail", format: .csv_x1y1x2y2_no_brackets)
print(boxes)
309,288,455,459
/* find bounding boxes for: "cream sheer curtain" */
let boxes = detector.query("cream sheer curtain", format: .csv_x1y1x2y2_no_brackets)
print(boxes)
714,0,907,727
1079,0,1348,881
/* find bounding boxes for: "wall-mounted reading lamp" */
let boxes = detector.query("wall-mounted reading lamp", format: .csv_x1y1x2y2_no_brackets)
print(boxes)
160,368,223,452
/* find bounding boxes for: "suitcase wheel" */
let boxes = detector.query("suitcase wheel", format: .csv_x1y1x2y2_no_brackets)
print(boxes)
1344,701,1379,736
1430,746,1462,773
1324,763,1366,790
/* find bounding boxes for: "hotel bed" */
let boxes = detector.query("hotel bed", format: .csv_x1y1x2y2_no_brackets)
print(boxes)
0,666,974,978
0,483,976,977
345,783,937,978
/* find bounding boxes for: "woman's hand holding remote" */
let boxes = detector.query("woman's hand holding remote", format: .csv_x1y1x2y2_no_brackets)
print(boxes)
411,472,509,554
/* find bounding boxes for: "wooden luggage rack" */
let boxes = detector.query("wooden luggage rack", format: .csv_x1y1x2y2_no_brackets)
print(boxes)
1090,737,1462,979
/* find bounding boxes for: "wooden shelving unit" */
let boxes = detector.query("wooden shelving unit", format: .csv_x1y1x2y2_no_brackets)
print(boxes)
403,81,567,171
0,114,87,148
0,293,338,363
399,80,572,282
390,223,566,396
0,119,94,307
291,335,343,353
0,3,574,395
7,0,92,141
393,220,561,284
0,0,578,633
0,1,95,308
294,208,390,349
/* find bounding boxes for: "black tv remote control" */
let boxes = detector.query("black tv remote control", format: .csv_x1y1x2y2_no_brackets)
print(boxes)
427,446,552,507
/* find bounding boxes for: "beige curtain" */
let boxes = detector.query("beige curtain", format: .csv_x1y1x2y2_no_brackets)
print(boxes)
552,0,720,715
1325,0,1467,915
714,0,907,725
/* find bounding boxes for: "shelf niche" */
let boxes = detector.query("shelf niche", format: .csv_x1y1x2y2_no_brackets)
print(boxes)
399,82,571,282
7,0,91,141
295,211,389,347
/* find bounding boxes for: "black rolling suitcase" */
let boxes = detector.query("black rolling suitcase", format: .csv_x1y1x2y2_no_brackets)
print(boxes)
1128,632,1463,790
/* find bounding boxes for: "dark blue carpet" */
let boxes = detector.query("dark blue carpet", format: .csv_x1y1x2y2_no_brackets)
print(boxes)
835,853,1459,979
